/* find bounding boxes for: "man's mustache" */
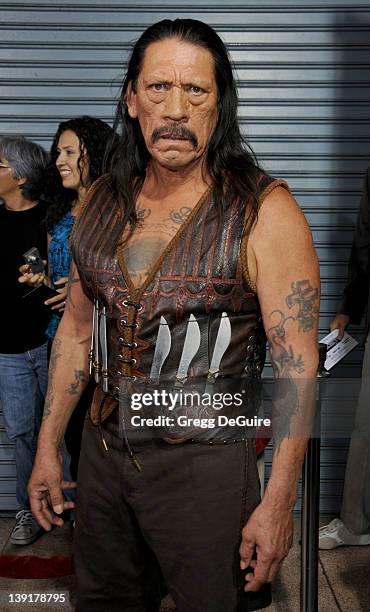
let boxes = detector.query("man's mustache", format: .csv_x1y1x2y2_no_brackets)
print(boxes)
151,125,198,148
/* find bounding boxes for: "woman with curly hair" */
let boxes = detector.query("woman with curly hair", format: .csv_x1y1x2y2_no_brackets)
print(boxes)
43,116,115,333
20,116,116,481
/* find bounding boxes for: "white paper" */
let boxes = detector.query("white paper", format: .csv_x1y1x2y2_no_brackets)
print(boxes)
320,329,358,370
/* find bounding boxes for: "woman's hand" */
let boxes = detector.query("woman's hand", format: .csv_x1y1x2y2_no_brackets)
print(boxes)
45,277,69,311
18,262,47,287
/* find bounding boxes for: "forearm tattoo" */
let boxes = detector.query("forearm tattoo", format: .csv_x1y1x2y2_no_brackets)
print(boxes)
268,311,305,379
43,343,89,421
267,279,319,452
42,338,62,421
68,369,89,395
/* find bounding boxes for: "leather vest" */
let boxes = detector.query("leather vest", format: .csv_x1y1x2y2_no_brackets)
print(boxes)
71,173,288,441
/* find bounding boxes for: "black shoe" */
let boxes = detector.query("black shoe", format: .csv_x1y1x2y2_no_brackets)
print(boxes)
10,510,44,546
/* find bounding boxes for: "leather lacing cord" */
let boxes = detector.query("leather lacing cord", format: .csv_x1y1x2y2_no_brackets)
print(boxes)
96,384,143,472
123,299,143,311
120,319,138,329
97,395,108,453
120,387,143,472
108,297,144,470
118,338,138,349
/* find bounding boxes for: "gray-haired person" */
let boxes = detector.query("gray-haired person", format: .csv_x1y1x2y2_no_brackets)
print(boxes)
0,136,50,545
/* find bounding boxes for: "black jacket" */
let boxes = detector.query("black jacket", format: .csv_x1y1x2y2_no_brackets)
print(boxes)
339,167,370,340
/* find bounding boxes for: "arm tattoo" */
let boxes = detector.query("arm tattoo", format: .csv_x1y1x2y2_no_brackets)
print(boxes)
66,264,80,309
267,279,319,453
286,280,319,332
68,369,89,395
268,311,302,453
170,207,191,225
268,278,319,377
268,311,305,378
42,338,62,421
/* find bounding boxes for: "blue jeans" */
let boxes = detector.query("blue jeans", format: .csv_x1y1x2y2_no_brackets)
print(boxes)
0,341,48,510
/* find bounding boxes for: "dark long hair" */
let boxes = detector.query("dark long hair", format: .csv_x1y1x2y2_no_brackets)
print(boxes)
43,116,116,231
106,18,261,234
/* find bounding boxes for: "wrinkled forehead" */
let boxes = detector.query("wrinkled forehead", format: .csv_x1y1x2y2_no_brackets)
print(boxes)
137,38,216,84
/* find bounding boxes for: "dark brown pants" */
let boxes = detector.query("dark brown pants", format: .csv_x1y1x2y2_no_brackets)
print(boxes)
73,416,272,611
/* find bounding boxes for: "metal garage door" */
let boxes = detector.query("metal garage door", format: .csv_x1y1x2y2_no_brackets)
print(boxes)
0,0,369,512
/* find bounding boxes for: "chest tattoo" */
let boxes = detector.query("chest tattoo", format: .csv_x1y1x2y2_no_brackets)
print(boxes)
169,207,192,225
137,206,151,222
123,203,196,288
123,221,177,287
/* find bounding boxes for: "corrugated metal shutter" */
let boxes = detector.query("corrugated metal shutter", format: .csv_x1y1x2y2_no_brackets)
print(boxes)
1,0,369,512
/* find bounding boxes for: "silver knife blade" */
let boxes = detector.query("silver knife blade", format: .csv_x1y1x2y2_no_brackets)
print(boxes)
94,300,100,383
99,306,109,392
149,316,171,381
89,300,96,376
176,314,201,381
209,312,231,376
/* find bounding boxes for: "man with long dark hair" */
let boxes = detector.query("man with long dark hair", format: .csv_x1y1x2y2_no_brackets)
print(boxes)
28,20,319,611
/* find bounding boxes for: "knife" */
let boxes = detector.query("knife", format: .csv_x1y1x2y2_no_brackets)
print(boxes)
208,312,231,379
99,306,109,392
94,300,101,384
204,313,231,397
175,314,201,384
149,316,171,382
88,300,96,376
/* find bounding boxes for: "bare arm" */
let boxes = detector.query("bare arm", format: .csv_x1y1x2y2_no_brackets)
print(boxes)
240,187,320,591
39,261,92,442
28,261,93,528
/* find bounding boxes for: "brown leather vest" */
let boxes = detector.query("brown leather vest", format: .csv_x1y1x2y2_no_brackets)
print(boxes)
71,173,288,440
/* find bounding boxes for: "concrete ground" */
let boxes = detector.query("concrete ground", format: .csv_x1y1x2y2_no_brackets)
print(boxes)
0,517,369,611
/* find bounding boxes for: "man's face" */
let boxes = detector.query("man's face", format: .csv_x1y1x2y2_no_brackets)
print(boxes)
126,38,219,171
0,155,24,200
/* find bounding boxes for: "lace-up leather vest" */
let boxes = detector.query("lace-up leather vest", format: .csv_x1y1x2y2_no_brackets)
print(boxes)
71,173,288,440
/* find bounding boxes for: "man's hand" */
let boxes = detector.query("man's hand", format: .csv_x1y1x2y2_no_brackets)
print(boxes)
239,500,293,592
329,313,350,339
18,262,46,287
28,449,76,531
